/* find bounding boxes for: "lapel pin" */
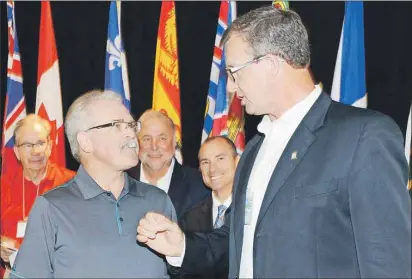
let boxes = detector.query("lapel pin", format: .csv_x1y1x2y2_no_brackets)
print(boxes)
291,151,298,160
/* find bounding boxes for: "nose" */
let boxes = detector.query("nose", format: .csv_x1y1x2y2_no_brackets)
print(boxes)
227,76,238,94
123,125,137,140
209,161,216,173
150,138,159,151
31,145,43,155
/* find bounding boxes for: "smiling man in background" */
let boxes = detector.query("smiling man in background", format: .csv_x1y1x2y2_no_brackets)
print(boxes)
179,136,239,279
128,109,210,219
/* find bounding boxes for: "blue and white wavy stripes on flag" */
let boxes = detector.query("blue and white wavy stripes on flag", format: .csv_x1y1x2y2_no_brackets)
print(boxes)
202,1,236,143
105,1,131,110
331,1,366,108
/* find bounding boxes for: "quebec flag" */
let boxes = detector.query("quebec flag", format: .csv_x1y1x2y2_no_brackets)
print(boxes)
331,1,367,108
105,1,131,110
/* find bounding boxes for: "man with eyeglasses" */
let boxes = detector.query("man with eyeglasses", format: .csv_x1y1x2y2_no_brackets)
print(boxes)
136,5,411,279
1,114,75,276
10,90,181,278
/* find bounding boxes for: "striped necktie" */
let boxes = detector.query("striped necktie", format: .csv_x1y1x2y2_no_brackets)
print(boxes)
214,204,227,229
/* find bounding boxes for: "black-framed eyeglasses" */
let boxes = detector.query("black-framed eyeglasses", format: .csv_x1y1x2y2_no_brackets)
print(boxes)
226,55,268,83
86,120,141,133
16,140,49,152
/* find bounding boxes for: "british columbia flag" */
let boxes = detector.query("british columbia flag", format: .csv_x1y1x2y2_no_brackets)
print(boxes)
201,1,245,153
1,0,27,176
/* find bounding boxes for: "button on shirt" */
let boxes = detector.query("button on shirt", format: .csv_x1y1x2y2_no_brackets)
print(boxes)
140,158,175,193
239,85,322,278
11,166,177,278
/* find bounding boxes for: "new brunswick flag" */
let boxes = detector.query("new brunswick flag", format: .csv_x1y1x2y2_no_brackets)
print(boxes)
152,0,182,163
273,0,289,10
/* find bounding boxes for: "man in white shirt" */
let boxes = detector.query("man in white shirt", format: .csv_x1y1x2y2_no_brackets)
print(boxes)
136,5,411,279
127,110,210,219
179,136,239,278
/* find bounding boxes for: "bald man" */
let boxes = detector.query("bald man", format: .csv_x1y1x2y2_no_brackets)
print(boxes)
128,110,210,219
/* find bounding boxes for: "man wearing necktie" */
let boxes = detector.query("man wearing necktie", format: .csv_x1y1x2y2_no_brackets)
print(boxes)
178,136,239,278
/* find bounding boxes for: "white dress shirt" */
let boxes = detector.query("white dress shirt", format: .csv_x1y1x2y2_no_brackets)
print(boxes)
140,158,175,193
167,86,322,270
212,192,232,224
238,85,322,278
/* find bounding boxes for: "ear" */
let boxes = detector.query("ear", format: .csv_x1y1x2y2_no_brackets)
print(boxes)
13,145,21,161
45,138,52,158
77,131,93,154
173,133,178,150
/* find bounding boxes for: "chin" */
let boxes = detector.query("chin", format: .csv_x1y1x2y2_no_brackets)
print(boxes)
122,157,139,169
245,106,255,115
147,163,166,172
28,163,46,170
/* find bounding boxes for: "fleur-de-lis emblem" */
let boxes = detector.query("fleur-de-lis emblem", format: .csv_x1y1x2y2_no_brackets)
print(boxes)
107,35,122,71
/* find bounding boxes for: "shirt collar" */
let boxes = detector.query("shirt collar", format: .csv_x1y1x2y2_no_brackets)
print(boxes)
212,191,232,209
257,84,322,135
140,158,175,187
158,158,175,188
75,165,131,200
16,162,54,185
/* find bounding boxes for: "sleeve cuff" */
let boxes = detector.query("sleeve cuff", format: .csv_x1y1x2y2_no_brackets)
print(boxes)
166,234,186,267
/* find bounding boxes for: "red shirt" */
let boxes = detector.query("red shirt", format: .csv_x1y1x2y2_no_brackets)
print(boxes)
1,162,75,247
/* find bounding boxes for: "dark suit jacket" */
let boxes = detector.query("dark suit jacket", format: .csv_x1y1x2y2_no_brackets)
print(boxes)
177,92,411,278
179,196,229,279
180,196,214,232
127,160,211,220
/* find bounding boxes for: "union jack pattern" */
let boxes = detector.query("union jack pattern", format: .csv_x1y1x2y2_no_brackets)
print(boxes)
201,1,245,154
2,0,27,175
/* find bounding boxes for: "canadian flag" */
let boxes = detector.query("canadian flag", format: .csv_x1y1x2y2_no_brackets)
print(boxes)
35,1,66,167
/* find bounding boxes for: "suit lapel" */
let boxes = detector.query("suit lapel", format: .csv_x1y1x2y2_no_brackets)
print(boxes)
168,161,183,214
201,196,214,230
233,134,265,266
255,92,332,228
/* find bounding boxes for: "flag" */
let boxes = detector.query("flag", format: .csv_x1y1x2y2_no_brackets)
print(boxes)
1,3,26,275
406,103,411,190
272,0,289,10
201,1,245,154
331,1,367,108
35,1,66,167
105,1,131,110
1,0,27,180
152,0,183,163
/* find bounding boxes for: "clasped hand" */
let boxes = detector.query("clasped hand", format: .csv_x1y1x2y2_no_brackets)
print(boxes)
136,212,185,257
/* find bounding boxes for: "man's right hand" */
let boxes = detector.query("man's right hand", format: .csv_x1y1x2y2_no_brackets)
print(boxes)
0,237,16,263
137,212,185,257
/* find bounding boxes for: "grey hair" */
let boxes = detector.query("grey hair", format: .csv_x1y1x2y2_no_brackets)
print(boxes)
13,113,51,143
221,5,310,68
64,89,123,162
138,109,176,134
